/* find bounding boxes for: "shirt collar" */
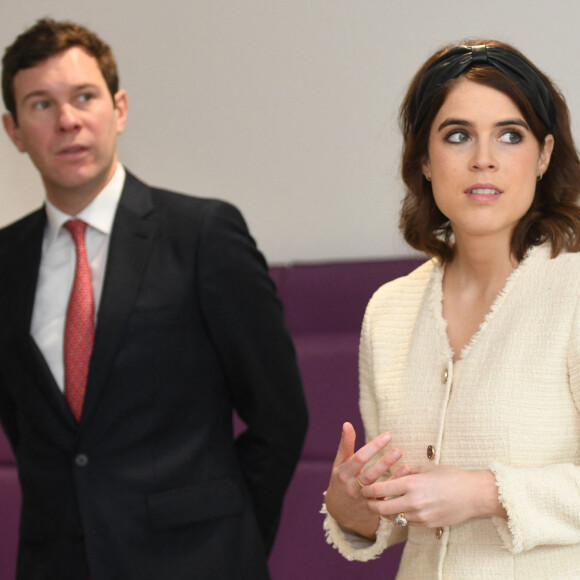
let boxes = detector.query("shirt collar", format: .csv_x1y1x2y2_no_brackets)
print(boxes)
44,164,126,247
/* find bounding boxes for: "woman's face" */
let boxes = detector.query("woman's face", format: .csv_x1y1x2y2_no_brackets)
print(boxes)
422,77,553,246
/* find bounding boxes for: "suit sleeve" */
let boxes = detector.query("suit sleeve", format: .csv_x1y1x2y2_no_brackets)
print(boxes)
0,371,18,452
196,201,308,552
0,307,18,451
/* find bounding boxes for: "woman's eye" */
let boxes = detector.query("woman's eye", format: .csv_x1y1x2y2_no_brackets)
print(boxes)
445,130,469,144
498,130,523,144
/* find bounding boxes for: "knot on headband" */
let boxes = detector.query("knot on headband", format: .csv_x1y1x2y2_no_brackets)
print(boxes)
470,45,488,65
411,44,556,134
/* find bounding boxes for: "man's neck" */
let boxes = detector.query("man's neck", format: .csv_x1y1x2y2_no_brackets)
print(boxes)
44,158,119,216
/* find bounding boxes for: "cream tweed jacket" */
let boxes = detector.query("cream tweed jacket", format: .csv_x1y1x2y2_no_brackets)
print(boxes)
322,244,580,579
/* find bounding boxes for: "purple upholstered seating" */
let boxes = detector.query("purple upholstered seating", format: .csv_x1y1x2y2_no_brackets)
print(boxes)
0,422,19,579
267,257,424,580
0,256,425,580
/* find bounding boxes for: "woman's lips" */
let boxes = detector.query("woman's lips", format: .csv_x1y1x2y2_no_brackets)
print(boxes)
463,183,503,195
464,183,503,199
467,187,501,195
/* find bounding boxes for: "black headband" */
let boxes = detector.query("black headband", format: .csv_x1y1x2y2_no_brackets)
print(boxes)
411,44,556,134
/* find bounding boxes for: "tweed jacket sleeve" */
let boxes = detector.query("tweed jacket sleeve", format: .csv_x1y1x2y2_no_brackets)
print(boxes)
488,291,580,554
321,305,404,560
322,264,433,560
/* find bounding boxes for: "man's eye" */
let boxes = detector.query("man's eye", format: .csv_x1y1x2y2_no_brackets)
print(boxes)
32,100,50,110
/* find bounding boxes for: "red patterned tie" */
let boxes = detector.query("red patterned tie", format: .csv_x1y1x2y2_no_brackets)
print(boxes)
63,220,94,422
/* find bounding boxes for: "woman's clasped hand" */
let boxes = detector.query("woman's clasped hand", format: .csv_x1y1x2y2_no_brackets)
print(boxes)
325,422,506,539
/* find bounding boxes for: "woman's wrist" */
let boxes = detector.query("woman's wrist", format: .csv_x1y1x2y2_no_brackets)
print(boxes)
471,470,507,519
340,516,381,540
325,495,380,540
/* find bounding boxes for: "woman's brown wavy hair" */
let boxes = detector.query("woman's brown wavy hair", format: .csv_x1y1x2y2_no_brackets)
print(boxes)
399,39,580,263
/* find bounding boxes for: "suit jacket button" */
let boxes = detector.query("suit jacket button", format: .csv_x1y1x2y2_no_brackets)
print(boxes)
427,445,436,460
435,527,444,540
75,454,89,467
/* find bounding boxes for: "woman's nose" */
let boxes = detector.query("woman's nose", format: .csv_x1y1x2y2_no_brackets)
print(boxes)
470,141,497,171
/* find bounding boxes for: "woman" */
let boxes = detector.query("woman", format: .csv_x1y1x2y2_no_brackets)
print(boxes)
322,40,580,579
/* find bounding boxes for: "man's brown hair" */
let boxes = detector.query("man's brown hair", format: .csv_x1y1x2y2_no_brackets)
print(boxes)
2,18,119,124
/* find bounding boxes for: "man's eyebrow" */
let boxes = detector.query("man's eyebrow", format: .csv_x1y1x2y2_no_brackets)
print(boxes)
21,90,50,104
21,84,101,103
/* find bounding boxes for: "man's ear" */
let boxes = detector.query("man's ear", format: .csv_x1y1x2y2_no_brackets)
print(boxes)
2,113,26,153
113,90,128,135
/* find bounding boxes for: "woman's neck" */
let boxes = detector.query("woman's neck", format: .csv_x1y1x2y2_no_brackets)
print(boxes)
446,232,518,291
442,235,520,362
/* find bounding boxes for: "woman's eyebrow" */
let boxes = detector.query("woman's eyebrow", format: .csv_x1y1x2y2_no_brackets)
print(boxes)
436,118,530,131
437,118,471,131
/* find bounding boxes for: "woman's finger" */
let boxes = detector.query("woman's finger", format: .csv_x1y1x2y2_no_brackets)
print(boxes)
357,448,403,485
333,422,357,466
349,431,393,478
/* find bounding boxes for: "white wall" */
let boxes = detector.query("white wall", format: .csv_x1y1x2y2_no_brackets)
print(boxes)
1,1,579,264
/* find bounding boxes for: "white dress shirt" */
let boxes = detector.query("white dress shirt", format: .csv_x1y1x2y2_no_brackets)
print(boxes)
30,164,126,392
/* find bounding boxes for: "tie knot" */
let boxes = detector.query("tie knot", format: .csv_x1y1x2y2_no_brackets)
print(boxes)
64,220,87,245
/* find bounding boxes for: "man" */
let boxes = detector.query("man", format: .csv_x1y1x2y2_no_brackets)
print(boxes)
0,18,307,579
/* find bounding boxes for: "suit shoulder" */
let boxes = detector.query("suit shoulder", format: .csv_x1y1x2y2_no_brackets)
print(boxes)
124,170,241,211
152,189,248,235
122,171,249,236
137,180,243,220
0,208,45,244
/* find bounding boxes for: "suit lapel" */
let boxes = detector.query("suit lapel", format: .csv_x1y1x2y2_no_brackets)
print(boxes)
81,172,157,425
3,209,76,423
7,210,45,337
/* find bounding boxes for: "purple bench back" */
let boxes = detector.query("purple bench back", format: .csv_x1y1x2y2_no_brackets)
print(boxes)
274,259,422,335
0,415,19,580
0,427,14,465
267,257,424,579
271,258,425,459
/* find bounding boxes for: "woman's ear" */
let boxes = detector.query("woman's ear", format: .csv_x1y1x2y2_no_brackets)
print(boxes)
538,134,554,176
422,157,432,182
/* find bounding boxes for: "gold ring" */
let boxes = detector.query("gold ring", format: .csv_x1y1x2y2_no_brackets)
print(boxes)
356,477,365,488
394,513,408,527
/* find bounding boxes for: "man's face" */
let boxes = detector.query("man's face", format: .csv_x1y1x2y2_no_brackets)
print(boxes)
2,47,127,211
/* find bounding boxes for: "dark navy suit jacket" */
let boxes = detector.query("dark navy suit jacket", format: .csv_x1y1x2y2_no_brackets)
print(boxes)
0,171,308,579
